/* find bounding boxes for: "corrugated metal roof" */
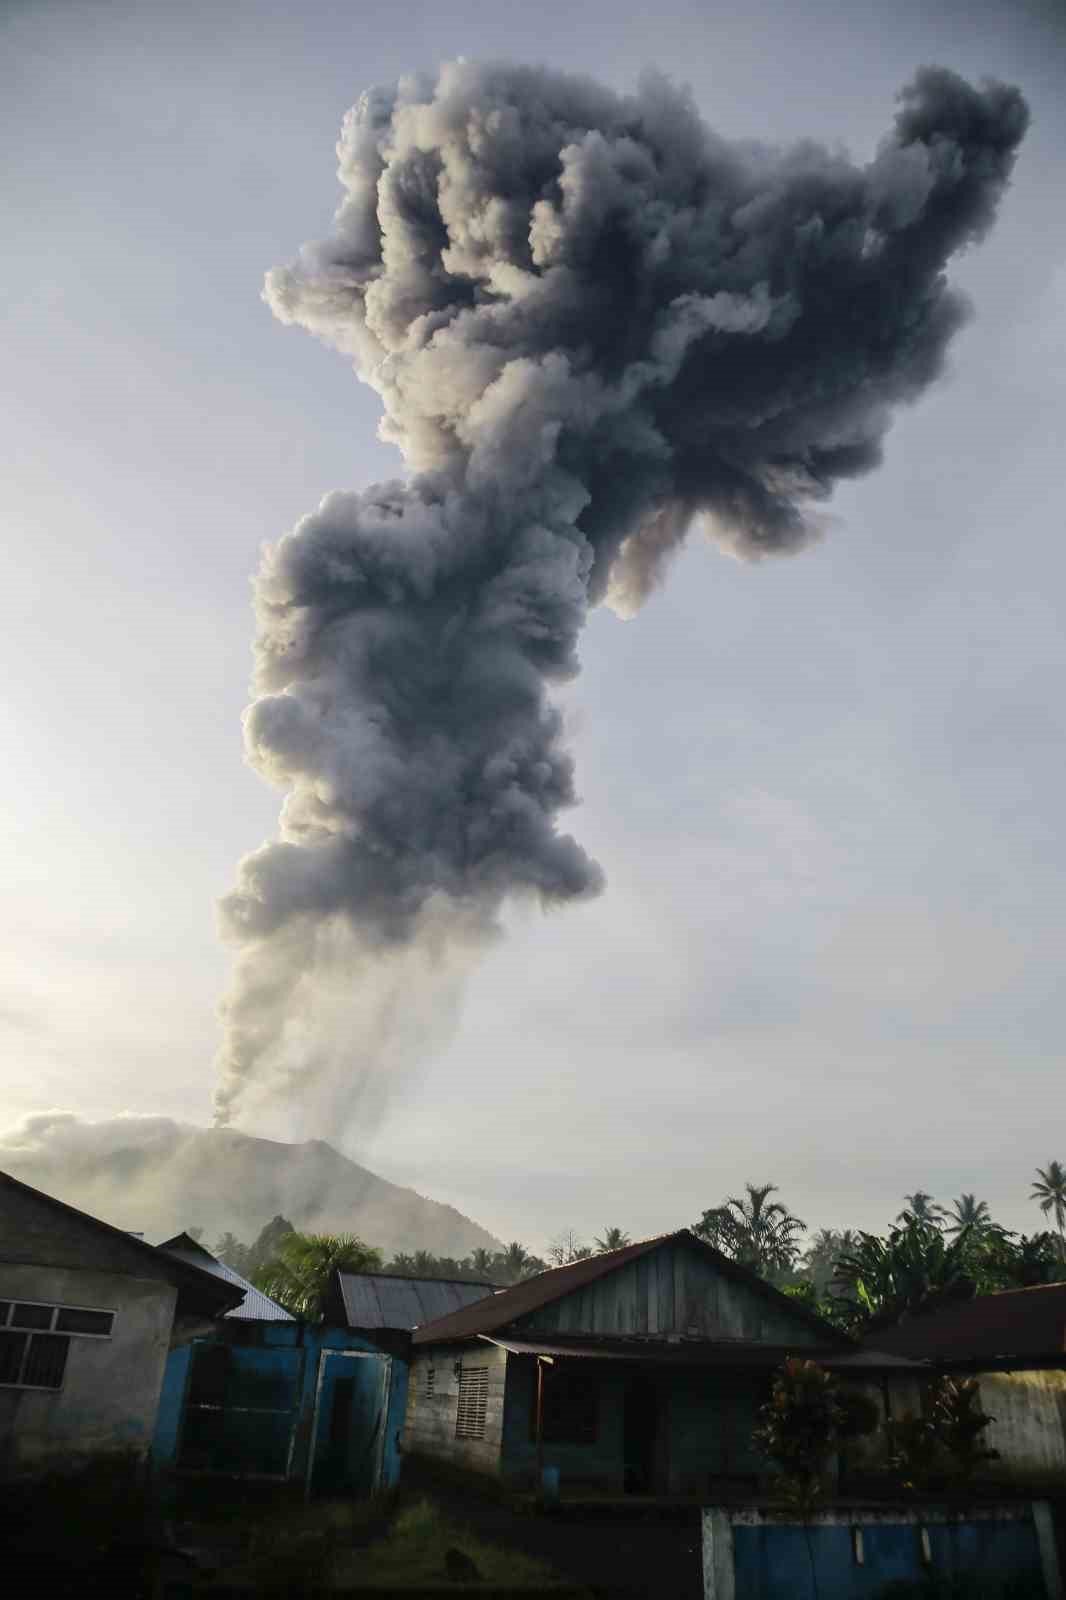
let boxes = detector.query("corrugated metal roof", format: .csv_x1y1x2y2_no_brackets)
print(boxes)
860,1283,1066,1363
411,1230,850,1348
482,1335,924,1370
158,1234,295,1322
336,1272,496,1331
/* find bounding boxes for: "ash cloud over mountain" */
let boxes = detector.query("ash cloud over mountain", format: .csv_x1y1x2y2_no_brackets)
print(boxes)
215,61,1027,1125
0,1113,502,1257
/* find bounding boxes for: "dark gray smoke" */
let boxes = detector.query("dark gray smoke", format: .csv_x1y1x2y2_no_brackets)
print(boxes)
215,61,1027,1124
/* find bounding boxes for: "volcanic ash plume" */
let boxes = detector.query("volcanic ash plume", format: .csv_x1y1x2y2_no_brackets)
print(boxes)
214,62,1027,1126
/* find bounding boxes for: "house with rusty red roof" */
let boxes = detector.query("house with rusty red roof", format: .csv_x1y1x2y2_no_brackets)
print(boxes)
862,1282,1066,1493
403,1228,918,1497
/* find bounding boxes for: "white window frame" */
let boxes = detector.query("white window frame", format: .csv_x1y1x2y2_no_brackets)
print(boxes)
0,1298,116,1392
0,1299,116,1338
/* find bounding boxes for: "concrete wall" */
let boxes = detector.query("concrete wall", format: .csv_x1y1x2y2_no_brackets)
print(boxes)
703,1502,1061,1600
0,1260,177,1478
977,1370,1066,1489
404,1343,506,1478
515,1239,825,1344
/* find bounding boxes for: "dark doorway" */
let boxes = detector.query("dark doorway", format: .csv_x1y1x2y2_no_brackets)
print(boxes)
623,1375,658,1494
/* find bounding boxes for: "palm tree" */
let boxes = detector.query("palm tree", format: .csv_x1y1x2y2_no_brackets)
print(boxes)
800,1229,858,1296
832,1217,976,1333
945,1194,992,1239
694,1184,806,1277
213,1232,250,1275
495,1242,537,1285
594,1228,632,1253
253,1232,382,1320
466,1247,497,1279
1031,1162,1066,1260
897,1192,946,1228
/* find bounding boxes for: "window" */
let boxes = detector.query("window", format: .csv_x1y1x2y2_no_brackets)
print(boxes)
423,1366,436,1400
0,1299,114,1391
55,1307,114,1336
530,1371,599,1446
455,1365,489,1440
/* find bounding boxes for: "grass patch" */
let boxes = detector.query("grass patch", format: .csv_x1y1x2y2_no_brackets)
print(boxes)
227,1493,570,1591
334,1497,568,1589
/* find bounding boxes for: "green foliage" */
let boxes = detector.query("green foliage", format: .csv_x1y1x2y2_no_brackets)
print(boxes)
884,1411,944,1494
944,1194,992,1238
337,1497,563,1588
253,1231,382,1320
594,1227,632,1252
212,1230,252,1274
978,1229,1064,1289
829,1215,977,1332
385,1240,547,1286
246,1215,297,1276
928,1376,1000,1484
693,1183,806,1277
897,1192,948,1228
1031,1161,1066,1258
753,1357,878,1512
885,1375,999,1494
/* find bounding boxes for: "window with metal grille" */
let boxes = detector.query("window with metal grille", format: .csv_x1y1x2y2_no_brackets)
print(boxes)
423,1366,436,1400
455,1365,489,1440
0,1299,114,1390
0,1329,68,1389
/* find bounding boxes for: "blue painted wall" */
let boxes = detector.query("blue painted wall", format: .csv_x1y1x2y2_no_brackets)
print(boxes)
152,1323,407,1496
729,1516,1047,1598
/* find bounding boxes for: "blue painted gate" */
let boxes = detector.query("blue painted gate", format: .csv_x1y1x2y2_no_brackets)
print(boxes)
308,1348,392,1498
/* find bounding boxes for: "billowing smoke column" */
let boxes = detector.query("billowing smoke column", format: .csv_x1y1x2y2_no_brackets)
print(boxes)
215,62,1026,1125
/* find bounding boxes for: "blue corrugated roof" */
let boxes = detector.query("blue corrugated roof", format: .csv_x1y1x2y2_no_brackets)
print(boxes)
158,1235,295,1322
336,1271,496,1331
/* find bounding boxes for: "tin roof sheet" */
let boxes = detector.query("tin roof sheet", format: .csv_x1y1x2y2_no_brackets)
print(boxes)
860,1282,1066,1363
336,1271,496,1331
158,1234,294,1322
481,1335,924,1369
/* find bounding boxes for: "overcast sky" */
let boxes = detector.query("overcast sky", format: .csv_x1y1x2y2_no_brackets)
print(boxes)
2,0,1064,1251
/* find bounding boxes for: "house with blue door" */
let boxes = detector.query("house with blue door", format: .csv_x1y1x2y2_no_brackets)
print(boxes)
151,1248,495,1499
324,1268,497,1484
0,1174,240,1481
151,1236,408,1498
403,1229,920,1498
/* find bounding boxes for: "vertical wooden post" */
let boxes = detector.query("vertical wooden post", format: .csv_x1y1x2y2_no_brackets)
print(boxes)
535,1357,545,1496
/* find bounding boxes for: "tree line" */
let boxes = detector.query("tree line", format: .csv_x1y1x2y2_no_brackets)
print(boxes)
203,1160,1066,1327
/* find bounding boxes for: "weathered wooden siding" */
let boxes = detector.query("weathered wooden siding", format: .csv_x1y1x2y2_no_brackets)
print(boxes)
514,1239,822,1344
668,1371,768,1492
403,1343,507,1477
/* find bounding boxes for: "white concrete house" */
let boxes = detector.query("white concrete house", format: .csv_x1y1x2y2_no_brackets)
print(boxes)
0,1170,241,1479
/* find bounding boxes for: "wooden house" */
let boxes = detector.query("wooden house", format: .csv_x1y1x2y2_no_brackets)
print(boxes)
403,1228,912,1497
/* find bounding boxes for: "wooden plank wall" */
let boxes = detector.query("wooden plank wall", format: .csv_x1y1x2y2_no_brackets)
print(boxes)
403,1343,507,1477
514,1238,822,1344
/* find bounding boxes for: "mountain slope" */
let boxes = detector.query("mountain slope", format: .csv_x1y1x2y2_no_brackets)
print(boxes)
0,1118,503,1259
